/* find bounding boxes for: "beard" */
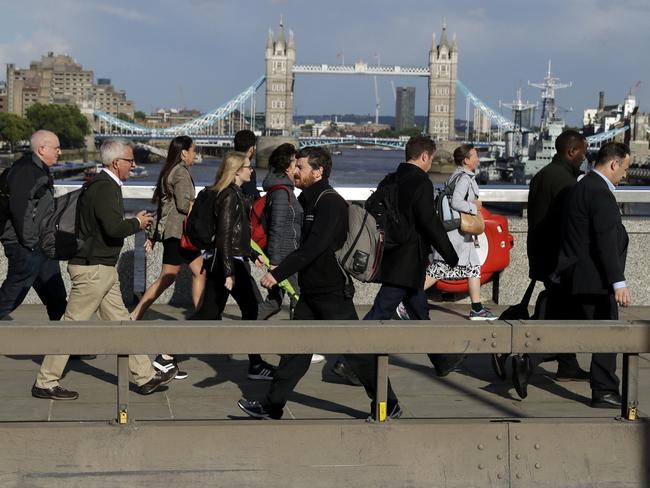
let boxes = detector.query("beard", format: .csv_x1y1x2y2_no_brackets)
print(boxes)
295,172,316,190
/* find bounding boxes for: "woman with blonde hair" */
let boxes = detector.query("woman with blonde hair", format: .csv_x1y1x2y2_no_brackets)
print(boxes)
193,151,275,380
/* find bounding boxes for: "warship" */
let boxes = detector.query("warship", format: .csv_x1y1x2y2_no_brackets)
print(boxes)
477,61,571,185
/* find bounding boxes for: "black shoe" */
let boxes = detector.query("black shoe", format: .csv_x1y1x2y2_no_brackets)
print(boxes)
512,354,533,399
237,398,271,419
368,402,403,422
331,360,362,386
491,353,509,381
31,384,79,400
247,361,276,381
137,365,178,395
555,367,590,382
70,355,97,360
433,354,466,377
591,391,622,409
153,355,188,380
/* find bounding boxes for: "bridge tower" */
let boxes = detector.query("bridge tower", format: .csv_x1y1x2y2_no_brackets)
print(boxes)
265,18,295,135
427,21,457,141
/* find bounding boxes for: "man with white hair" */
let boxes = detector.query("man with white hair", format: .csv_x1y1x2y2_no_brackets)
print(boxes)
0,130,67,323
33,139,177,400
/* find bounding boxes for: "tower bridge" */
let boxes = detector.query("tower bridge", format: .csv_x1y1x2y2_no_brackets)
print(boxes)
93,20,630,151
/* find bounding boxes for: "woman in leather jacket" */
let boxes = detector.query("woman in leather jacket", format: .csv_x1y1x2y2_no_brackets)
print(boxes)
195,151,276,381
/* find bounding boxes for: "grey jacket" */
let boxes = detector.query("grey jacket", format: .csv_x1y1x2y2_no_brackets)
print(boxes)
150,162,195,241
432,167,481,267
262,171,303,265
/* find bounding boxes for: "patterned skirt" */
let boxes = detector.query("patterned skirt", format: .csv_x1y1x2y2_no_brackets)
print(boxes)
426,260,481,280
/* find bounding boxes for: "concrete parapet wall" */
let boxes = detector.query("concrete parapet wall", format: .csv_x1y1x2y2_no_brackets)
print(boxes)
5,216,650,310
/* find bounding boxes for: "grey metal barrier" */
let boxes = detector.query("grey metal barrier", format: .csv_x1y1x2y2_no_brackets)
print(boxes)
0,319,647,424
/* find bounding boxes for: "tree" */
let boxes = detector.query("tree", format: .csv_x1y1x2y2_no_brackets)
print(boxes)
0,113,34,152
116,112,134,123
397,127,422,138
25,104,90,149
134,110,147,121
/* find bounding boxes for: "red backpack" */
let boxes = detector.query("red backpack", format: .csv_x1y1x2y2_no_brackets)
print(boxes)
250,185,293,249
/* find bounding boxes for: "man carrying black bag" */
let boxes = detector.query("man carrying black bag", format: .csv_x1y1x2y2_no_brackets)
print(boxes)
502,130,590,399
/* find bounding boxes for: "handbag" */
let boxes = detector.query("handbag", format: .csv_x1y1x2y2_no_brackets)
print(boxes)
460,211,485,235
179,217,198,252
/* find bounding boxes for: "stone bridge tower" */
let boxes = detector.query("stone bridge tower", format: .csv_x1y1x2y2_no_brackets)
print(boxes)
265,18,295,134
428,22,458,141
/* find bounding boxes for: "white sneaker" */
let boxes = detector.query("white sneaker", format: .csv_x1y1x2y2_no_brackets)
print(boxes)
396,302,411,320
311,354,325,363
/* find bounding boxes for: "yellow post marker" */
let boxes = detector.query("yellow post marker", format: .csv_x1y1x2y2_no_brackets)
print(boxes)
379,402,387,422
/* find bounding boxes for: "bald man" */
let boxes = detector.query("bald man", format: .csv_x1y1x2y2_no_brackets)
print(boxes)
0,131,68,381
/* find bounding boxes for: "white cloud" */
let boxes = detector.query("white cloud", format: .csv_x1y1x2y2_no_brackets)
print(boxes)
94,4,158,23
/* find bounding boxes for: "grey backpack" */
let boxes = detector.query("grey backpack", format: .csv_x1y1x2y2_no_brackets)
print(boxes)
335,203,384,283
40,179,98,260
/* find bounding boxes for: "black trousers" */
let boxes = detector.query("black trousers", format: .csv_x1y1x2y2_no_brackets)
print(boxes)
263,291,370,418
573,293,619,394
0,244,66,320
192,259,262,365
528,281,582,372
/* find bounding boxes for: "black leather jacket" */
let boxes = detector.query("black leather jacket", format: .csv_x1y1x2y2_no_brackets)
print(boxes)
214,183,252,276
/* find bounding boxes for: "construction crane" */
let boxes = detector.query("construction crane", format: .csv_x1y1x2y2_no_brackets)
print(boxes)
374,76,380,124
373,53,381,124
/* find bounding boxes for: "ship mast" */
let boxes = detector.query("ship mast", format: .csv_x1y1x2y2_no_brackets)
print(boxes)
528,59,571,133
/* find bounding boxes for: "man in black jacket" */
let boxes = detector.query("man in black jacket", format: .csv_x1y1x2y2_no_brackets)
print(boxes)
362,135,460,418
555,142,630,409
237,146,369,419
33,139,177,400
0,130,67,323
510,130,590,399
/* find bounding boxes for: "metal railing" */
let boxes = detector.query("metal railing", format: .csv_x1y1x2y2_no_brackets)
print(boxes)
1,319,647,424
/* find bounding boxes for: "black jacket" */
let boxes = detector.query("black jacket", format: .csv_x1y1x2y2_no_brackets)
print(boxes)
70,170,140,266
271,178,348,295
555,171,628,295
379,163,458,289
1,154,55,250
527,154,581,281
214,183,252,277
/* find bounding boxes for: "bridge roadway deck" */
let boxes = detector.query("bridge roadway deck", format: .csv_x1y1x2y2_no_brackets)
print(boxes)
2,303,649,487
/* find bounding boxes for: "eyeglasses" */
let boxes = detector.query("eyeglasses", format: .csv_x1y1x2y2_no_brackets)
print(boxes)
241,165,252,169
42,145,61,152
115,158,135,165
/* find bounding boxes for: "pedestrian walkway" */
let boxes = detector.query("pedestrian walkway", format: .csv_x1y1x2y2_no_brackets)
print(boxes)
1,303,648,423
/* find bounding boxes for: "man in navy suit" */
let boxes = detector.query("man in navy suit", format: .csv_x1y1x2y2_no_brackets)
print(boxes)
555,141,631,408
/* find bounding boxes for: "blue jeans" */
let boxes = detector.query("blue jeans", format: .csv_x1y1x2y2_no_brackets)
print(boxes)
0,244,67,320
364,284,464,377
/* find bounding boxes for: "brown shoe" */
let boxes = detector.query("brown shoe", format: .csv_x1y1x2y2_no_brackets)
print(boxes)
32,384,79,400
137,365,178,395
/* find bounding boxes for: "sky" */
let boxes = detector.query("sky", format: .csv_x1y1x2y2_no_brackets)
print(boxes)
1,0,649,126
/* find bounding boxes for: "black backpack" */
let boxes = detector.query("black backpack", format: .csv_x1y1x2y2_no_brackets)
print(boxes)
435,172,464,232
40,179,99,260
184,187,218,250
365,172,411,250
